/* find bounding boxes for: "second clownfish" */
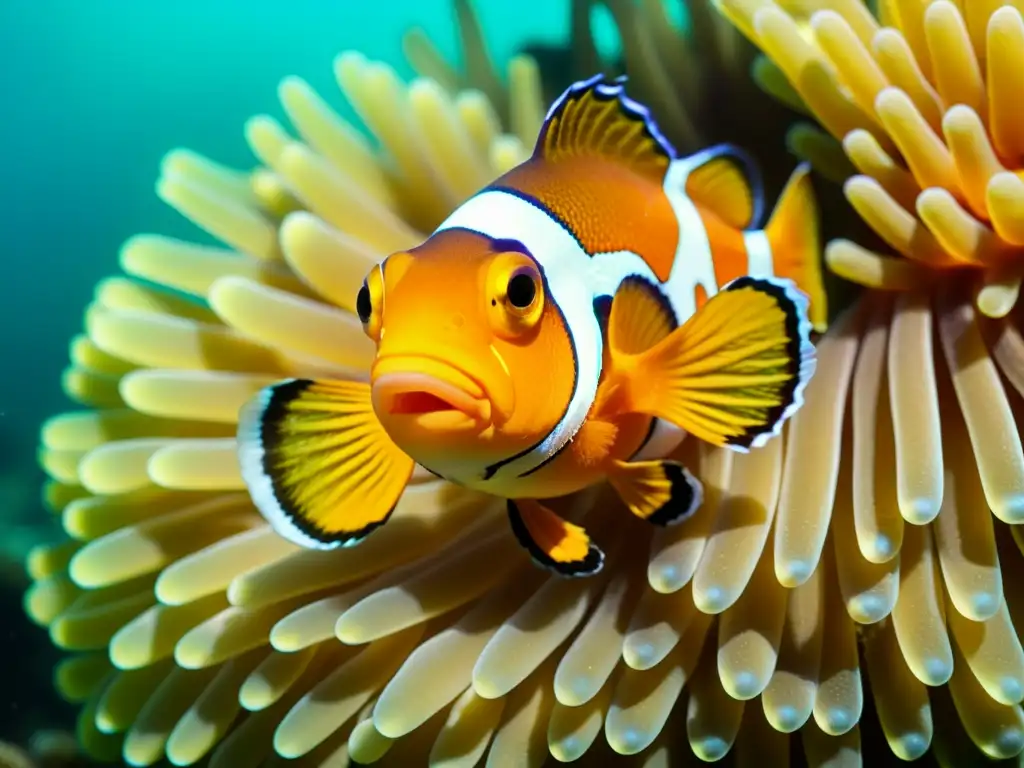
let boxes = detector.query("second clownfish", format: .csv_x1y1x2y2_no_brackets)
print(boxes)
237,74,826,577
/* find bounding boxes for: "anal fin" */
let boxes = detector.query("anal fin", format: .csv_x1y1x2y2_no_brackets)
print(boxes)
607,459,703,526
507,499,604,577
237,378,415,550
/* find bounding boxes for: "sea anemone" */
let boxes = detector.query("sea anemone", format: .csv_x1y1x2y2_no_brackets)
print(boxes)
709,0,1024,762
27,1,1024,766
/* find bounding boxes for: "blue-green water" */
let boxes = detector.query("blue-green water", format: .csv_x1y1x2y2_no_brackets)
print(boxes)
0,0,567,469
0,0,568,751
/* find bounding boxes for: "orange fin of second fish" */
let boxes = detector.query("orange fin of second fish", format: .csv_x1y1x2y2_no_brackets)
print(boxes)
237,378,415,549
507,499,604,577
608,275,816,452
534,74,674,182
607,459,704,526
765,163,827,332
685,145,762,230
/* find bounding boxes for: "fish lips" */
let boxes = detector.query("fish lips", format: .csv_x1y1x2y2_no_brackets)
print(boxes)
371,356,493,435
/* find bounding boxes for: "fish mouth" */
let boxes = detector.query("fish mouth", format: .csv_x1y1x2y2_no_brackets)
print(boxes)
371,356,492,433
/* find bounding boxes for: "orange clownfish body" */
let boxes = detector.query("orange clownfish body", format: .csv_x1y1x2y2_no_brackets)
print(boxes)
238,74,827,577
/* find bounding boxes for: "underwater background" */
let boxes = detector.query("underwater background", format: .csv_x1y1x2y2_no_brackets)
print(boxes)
0,0,568,490
0,0,570,756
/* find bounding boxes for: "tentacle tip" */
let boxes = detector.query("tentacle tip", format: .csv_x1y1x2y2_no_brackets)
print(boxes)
548,737,583,763
941,103,978,127
848,594,887,624
864,534,896,562
922,656,953,686
558,672,599,708
968,590,1000,620
977,291,1018,320
268,632,297,653
271,737,302,762
108,651,136,672
470,675,505,701
823,707,855,734
999,676,1024,705
370,713,405,741
770,705,803,733
693,585,729,614
167,747,201,767
647,564,682,594
238,690,266,712
123,747,153,767
225,581,249,607
623,642,656,671
333,620,364,645
899,495,940,525
775,559,812,588
895,733,930,761
692,736,730,761
994,494,1024,523
152,584,176,607
993,727,1024,759
606,727,647,756
726,671,761,700
172,648,204,671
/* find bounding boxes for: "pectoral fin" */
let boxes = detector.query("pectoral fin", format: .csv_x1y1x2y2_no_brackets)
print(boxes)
609,275,815,451
607,276,675,355
237,378,415,549
507,499,604,577
607,459,703,525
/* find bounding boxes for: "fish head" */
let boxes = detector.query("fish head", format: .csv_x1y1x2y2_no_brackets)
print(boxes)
358,230,577,482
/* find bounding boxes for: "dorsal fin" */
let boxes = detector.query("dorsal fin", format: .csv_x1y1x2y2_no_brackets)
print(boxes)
534,74,676,182
683,144,766,230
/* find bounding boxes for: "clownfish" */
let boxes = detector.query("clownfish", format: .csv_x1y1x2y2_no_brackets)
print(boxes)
237,74,827,577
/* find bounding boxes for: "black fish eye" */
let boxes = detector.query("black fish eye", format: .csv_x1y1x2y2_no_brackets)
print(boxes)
507,272,536,309
356,282,372,324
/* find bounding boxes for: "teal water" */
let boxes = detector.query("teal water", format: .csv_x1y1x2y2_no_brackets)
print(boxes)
0,0,567,469
0,0,567,750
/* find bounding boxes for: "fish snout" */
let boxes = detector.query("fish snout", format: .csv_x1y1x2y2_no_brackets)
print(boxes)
370,356,493,434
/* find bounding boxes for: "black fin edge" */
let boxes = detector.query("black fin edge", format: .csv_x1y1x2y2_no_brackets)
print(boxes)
646,462,704,527
259,378,393,548
719,276,810,451
507,500,605,578
534,73,677,163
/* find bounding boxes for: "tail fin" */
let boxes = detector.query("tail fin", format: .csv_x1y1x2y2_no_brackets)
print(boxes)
765,164,828,333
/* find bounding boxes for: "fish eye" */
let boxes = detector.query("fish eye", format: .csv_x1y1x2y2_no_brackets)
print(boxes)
506,271,537,310
358,266,384,342
356,282,372,324
486,254,544,339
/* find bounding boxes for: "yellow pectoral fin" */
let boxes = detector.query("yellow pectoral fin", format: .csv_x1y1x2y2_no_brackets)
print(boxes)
607,459,703,526
613,276,816,452
507,499,604,577
237,378,415,549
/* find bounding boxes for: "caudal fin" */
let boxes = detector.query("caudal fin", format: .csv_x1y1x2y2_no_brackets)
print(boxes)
765,163,828,333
